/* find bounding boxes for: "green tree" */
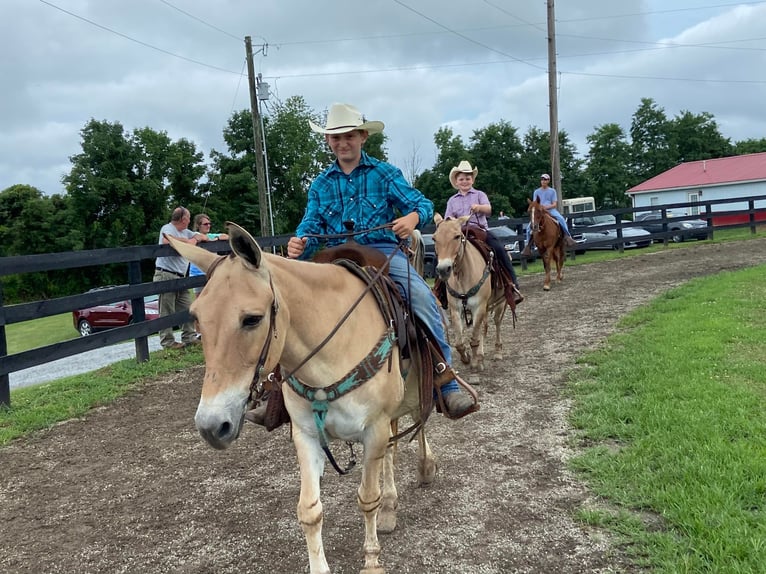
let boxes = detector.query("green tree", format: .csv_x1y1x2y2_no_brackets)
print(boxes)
414,127,469,217
262,96,333,234
469,120,523,216
630,98,674,181
668,110,732,163
733,138,766,155
584,123,632,207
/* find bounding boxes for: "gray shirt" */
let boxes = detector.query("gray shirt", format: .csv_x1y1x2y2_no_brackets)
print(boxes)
155,223,197,275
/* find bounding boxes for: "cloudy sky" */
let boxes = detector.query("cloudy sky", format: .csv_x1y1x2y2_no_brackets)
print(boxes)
2,0,765,196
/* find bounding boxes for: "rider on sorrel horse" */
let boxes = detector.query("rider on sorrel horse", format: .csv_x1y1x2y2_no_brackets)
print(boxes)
526,198,567,291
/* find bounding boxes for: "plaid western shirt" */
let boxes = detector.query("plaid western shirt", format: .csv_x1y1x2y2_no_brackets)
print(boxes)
296,152,434,259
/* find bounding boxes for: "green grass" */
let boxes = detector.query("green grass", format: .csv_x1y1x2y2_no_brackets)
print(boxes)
6,313,75,354
568,264,766,573
3,228,766,572
0,345,203,445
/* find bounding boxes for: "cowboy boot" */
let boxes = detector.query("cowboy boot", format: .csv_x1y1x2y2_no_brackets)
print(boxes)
444,391,475,418
565,235,577,248
520,242,533,257
244,403,267,426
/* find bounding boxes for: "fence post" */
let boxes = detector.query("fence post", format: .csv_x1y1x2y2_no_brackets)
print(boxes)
0,282,9,407
128,261,150,363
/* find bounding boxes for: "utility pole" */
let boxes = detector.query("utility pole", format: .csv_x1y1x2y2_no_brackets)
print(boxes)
546,0,562,205
245,36,270,238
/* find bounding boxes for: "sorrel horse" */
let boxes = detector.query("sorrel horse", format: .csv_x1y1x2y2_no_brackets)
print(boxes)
432,214,507,371
527,198,565,291
168,224,438,574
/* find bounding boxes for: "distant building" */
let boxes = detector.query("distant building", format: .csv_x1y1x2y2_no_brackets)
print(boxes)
627,152,766,225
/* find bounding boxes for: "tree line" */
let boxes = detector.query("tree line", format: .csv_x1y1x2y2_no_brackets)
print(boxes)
2,95,764,302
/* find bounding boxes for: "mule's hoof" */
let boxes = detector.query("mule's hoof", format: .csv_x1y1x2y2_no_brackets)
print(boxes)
418,459,438,485
377,513,397,534
543,285,551,291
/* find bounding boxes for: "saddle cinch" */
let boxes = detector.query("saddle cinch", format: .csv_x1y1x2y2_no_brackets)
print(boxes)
432,224,519,313
254,241,479,432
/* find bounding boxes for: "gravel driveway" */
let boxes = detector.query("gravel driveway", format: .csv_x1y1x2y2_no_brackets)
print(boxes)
1,239,764,574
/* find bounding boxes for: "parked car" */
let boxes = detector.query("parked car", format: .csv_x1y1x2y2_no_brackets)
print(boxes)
488,226,538,263
635,211,709,242
421,233,437,278
571,213,652,250
73,291,160,336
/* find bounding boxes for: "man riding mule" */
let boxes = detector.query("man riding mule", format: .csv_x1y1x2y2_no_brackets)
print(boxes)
253,102,475,423
164,103,480,574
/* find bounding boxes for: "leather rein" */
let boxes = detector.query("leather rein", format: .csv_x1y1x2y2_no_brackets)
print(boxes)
444,227,494,327
246,225,416,475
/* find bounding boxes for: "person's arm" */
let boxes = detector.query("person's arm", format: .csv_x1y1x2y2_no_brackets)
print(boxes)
471,191,491,215
387,165,433,231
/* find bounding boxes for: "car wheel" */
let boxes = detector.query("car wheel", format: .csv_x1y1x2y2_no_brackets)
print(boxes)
671,230,684,243
78,319,93,336
424,260,436,279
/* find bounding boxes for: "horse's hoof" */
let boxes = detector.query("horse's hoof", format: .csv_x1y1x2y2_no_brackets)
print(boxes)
543,285,551,291
378,502,398,534
418,459,438,485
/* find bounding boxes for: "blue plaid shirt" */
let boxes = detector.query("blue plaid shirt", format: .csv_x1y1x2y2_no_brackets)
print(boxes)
296,152,434,259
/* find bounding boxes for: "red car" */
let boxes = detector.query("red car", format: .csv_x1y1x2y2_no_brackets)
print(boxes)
73,294,160,336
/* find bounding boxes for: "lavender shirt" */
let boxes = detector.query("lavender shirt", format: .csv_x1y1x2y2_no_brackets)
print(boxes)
445,188,490,230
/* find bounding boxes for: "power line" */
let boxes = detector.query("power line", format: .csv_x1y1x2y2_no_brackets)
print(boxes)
38,0,243,76
391,0,546,72
157,0,246,43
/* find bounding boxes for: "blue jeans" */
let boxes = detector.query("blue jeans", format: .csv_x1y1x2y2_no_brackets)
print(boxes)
525,208,572,242
369,243,459,395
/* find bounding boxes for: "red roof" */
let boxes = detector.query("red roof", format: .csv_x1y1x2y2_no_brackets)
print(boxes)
627,152,766,194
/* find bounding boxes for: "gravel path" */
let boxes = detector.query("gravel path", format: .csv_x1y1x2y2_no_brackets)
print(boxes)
1,239,764,574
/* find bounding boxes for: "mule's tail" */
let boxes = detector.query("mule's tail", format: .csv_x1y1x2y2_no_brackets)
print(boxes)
408,229,426,277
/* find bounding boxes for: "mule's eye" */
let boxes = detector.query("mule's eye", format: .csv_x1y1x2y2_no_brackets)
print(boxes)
242,315,263,330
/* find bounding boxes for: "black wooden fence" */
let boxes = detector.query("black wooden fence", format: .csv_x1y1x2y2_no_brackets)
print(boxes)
1,194,765,407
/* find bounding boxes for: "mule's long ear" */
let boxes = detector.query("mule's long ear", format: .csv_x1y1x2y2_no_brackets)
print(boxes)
458,215,471,225
165,234,219,272
226,222,262,269
434,213,444,225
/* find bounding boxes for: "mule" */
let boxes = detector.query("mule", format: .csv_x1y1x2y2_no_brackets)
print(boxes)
432,214,507,371
168,224,438,574
527,198,565,291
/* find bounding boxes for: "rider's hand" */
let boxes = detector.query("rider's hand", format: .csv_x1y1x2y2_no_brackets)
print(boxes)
391,212,420,239
287,236,307,259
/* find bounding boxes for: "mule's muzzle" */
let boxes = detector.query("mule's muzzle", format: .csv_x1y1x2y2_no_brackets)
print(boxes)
436,260,454,281
195,408,245,450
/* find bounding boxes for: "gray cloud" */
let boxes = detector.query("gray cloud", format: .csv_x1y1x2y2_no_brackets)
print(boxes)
2,0,765,195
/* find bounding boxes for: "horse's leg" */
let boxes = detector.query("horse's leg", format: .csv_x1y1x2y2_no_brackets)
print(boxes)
469,302,488,371
358,418,390,574
378,420,398,534
416,425,437,485
543,252,552,291
556,245,565,282
492,299,505,360
292,428,331,574
449,302,470,364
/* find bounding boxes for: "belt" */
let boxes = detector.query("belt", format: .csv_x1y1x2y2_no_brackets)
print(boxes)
156,267,185,278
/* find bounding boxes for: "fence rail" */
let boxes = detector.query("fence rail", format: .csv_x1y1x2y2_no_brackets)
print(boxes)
2,195,765,407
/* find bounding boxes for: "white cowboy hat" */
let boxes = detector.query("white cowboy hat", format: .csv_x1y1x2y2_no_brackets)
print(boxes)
449,160,479,189
308,103,385,135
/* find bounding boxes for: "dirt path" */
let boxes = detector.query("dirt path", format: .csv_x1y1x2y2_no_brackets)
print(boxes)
1,240,764,574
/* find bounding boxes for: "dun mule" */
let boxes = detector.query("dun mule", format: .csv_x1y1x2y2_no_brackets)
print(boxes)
527,198,565,291
432,214,507,371
168,224,438,574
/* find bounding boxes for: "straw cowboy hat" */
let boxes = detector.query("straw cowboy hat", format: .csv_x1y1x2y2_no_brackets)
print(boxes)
308,103,385,135
449,160,479,189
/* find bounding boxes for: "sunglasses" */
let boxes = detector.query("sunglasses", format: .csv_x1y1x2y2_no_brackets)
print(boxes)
201,222,212,226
